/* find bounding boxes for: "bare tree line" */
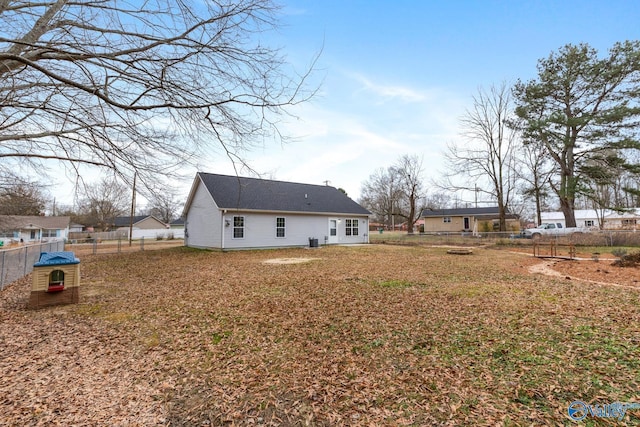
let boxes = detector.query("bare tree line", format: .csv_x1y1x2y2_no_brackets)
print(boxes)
0,0,318,199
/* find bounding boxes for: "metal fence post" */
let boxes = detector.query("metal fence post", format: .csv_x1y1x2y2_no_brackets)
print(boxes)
0,251,5,291
141,236,144,251
23,246,28,276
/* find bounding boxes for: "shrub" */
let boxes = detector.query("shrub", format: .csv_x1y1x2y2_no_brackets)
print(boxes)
611,248,627,258
613,251,640,267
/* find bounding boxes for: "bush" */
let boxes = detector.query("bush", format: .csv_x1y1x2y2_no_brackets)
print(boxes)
611,248,627,258
613,251,640,267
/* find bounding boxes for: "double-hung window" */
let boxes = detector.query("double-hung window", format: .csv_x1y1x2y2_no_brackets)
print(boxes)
233,216,244,239
276,217,286,238
345,219,359,236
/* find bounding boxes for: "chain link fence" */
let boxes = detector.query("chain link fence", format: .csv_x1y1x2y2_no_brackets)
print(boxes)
370,229,640,250
0,240,65,291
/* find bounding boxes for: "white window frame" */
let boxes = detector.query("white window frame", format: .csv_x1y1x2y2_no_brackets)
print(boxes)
443,217,452,223
276,217,286,238
232,216,245,239
345,218,359,236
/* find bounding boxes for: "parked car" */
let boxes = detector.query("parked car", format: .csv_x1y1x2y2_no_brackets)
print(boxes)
524,222,589,239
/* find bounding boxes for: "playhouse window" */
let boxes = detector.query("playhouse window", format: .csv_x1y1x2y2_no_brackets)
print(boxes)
47,269,65,292
50,269,64,285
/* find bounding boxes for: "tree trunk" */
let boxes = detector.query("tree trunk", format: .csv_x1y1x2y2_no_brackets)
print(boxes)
559,197,577,227
559,157,578,227
535,187,542,226
497,201,507,232
406,196,415,234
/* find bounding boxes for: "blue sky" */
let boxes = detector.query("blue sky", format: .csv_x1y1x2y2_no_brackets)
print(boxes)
50,1,640,208
199,0,640,204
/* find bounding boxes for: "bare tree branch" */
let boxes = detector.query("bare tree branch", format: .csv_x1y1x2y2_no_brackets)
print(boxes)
0,0,318,190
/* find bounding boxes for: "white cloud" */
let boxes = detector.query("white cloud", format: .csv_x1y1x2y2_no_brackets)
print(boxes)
351,73,427,103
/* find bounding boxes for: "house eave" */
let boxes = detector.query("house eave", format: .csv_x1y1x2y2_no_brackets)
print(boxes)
218,208,370,217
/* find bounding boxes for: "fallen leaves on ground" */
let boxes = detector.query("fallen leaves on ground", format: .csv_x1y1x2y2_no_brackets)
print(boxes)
1,244,639,426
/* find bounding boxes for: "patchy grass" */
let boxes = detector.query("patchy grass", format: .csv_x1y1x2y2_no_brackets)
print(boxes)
1,244,639,425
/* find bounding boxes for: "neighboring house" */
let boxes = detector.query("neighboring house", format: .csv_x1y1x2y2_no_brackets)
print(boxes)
112,215,168,230
421,207,520,233
169,218,185,230
540,210,600,228
541,209,640,230
0,215,70,245
183,172,371,250
604,208,640,230
396,218,425,232
69,223,85,233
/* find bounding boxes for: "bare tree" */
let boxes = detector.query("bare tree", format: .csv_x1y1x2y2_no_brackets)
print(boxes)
76,178,129,230
0,1,317,191
360,155,425,233
392,154,425,234
441,83,519,231
423,191,452,211
359,167,403,229
144,191,183,224
0,178,49,215
516,141,554,226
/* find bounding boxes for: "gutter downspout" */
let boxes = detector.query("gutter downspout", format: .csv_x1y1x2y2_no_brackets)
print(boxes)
221,210,226,249
366,218,369,244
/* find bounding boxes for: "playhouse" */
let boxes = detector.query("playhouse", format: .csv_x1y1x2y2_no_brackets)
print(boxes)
28,251,80,309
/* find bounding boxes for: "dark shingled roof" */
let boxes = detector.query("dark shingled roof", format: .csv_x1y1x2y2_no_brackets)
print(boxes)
112,215,152,227
421,207,517,218
197,173,371,215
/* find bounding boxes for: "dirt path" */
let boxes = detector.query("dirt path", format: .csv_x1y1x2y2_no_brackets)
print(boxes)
527,257,640,290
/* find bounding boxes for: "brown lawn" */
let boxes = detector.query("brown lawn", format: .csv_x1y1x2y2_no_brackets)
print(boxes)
1,244,639,426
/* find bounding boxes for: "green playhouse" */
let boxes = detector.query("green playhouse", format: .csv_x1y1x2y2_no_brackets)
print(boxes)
28,251,80,309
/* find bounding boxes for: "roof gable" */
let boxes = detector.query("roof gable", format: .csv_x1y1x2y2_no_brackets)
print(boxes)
113,215,166,227
0,215,70,231
34,251,80,266
192,173,370,215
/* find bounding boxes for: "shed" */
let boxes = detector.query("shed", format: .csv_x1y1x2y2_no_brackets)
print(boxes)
28,251,80,309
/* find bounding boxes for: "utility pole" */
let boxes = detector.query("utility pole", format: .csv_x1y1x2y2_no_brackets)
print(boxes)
128,173,136,247
475,185,478,208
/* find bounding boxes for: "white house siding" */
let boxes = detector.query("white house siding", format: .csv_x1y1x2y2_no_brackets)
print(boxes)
540,209,633,229
131,228,185,239
18,228,68,243
220,212,369,249
184,181,223,249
